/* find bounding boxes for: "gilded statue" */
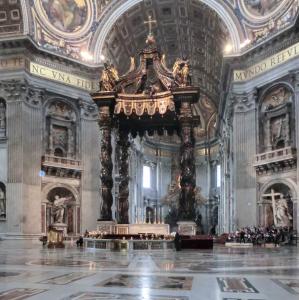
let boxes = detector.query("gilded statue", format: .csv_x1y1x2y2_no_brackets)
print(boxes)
172,58,191,87
100,63,119,91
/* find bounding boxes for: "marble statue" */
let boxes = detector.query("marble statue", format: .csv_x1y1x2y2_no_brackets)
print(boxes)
52,195,72,224
270,117,283,145
0,102,6,130
0,187,5,217
274,196,292,227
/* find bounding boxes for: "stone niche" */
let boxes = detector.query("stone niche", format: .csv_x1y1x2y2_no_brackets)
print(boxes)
45,100,77,158
42,186,80,235
259,183,295,229
259,86,294,152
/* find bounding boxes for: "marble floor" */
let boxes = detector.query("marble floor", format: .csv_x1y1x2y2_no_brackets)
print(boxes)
0,240,298,300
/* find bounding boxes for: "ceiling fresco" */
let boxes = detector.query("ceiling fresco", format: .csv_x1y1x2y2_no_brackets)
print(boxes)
38,0,89,33
0,0,293,64
0,0,296,62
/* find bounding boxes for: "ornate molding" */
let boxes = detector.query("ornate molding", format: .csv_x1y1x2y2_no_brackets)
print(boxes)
233,89,257,113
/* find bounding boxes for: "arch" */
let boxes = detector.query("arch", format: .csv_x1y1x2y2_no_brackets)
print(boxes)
260,178,298,201
92,0,243,63
42,183,80,205
258,81,294,109
43,97,79,121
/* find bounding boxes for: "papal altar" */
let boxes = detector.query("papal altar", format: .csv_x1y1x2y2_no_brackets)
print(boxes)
97,221,170,235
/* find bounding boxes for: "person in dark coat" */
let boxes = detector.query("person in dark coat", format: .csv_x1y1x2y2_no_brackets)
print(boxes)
174,232,182,251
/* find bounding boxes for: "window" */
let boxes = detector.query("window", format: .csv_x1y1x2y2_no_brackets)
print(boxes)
216,164,221,188
143,165,151,188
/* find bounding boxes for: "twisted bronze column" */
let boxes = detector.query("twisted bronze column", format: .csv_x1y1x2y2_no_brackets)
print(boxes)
99,106,113,220
179,101,196,220
117,130,130,224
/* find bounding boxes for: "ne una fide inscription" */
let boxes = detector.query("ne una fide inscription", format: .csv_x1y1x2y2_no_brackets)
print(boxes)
0,57,25,70
234,42,299,82
30,62,98,91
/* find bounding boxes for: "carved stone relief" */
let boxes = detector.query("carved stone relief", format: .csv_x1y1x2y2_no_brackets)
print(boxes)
260,86,293,151
45,100,77,158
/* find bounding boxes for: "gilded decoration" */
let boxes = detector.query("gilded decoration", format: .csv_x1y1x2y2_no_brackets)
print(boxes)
31,0,95,61
114,94,175,117
23,0,299,63
98,23,192,118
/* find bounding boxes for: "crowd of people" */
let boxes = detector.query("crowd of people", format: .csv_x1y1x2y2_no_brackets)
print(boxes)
226,226,296,246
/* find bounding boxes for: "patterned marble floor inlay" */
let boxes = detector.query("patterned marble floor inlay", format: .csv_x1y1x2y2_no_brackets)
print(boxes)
64,292,189,300
272,279,299,294
27,259,91,267
0,271,21,277
96,274,193,290
39,272,95,285
0,288,47,300
222,298,265,300
1,240,299,300
217,277,259,293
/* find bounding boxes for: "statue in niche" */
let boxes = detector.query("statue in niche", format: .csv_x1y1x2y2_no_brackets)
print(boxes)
274,195,293,227
270,117,284,147
0,101,6,130
173,58,191,87
0,186,5,217
52,195,73,224
99,63,119,91
263,189,293,227
265,204,274,228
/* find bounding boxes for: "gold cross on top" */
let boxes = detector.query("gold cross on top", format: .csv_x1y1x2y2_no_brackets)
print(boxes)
144,15,156,36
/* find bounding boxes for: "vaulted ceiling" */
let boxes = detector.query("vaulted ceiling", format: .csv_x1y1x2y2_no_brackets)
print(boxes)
0,0,298,143
0,0,298,63
102,0,227,108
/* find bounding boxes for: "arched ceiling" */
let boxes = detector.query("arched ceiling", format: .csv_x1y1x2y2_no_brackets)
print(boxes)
0,0,298,144
0,0,298,62
102,0,227,107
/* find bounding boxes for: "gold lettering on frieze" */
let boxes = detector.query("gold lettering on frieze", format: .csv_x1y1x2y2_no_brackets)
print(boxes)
234,42,299,82
0,57,25,70
29,62,99,91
